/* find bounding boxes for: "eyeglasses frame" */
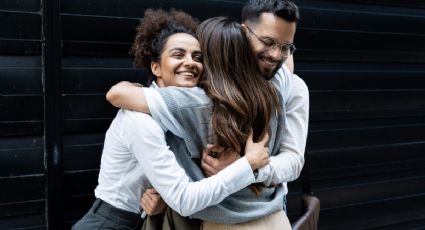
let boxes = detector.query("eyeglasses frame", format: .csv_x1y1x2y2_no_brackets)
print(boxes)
246,26,296,56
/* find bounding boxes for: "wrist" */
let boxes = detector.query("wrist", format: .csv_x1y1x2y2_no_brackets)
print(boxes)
245,155,256,170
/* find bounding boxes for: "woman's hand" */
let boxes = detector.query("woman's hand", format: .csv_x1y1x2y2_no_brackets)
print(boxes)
201,144,240,177
201,129,270,176
140,188,167,216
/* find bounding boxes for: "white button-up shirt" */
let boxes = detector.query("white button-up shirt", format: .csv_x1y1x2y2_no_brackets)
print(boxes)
95,83,255,216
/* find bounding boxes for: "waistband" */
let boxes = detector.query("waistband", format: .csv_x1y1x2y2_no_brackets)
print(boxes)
93,198,143,229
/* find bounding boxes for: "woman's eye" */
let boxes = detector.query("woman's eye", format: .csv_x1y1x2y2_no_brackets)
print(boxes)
193,55,203,62
172,52,184,58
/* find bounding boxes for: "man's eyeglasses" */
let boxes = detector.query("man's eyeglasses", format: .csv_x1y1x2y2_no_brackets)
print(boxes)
246,26,296,57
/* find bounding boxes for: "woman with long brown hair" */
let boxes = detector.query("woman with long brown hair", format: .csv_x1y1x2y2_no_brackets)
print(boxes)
108,17,292,229
73,10,271,230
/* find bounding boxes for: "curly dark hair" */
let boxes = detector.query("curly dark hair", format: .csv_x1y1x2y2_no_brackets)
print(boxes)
130,9,199,79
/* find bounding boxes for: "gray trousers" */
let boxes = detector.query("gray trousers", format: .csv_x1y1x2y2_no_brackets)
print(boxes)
72,198,144,230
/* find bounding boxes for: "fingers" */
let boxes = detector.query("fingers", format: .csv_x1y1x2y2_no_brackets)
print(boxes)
145,188,158,194
142,190,161,205
258,132,269,146
141,193,153,215
146,191,161,202
202,150,219,165
141,189,166,216
206,144,224,158
255,151,269,169
202,148,239,176
201,162,214,177
206,144,225,153
246,128,254,145
201,152,217,177
245,128,269,146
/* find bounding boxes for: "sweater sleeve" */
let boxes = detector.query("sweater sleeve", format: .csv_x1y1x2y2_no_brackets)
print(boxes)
144,86,213,158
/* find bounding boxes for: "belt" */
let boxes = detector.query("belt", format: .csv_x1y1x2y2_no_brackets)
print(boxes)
93,198,143,229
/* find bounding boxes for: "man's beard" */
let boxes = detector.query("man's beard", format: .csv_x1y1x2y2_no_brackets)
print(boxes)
262,59,284,80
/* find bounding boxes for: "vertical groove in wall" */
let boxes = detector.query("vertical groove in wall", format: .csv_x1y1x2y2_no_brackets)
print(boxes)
42,0,64,229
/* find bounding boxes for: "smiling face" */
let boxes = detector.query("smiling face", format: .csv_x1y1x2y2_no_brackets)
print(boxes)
151,33,203,88
244,13,296,79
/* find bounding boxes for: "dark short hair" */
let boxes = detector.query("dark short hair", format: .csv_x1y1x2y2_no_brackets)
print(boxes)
241,0,300,24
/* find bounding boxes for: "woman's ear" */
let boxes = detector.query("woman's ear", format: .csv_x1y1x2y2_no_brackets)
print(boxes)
151,62,161,79
240,23,248,31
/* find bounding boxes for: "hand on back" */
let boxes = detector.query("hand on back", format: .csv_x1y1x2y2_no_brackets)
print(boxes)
140,188,167,216
201,129,270,176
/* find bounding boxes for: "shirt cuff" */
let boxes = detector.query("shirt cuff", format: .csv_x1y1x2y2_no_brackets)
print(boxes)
255,164,272,186
219,157,255,191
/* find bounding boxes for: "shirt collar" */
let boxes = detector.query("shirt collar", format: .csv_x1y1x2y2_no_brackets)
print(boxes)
151,81,159,89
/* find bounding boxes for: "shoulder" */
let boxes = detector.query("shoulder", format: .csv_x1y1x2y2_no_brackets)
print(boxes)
156,86,211,108
157,86,206,98
273,65,309,101
120,109,164,136
291,73,309,94
272,65,291,90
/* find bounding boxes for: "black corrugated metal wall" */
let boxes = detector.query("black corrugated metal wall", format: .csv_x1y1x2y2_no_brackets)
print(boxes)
0,0,424,229
291,1,425,229
0,1,45,229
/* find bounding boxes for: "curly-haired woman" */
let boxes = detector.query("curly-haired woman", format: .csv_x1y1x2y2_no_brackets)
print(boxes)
72,9,269,230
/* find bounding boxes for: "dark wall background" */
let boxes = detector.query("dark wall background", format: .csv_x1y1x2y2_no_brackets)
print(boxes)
0,1,45,229
292,1,425,229
1,0,424,229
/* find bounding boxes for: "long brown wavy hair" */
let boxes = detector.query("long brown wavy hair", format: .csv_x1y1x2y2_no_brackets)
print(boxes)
197,17,280,195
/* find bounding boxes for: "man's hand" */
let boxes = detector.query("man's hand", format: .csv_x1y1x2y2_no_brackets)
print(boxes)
201,144,240,177
244,130,270,170
140,188,167,216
